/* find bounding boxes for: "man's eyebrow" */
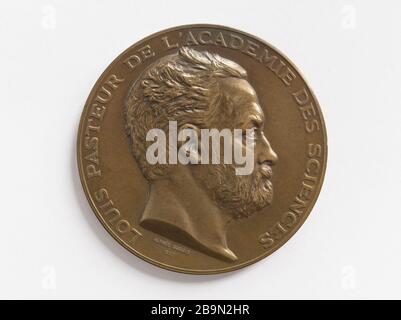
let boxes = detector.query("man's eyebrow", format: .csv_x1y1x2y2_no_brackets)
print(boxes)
249,114,264,127
237,115,263,129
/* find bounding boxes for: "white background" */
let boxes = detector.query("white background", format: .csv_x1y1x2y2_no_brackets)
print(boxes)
1,0,400,299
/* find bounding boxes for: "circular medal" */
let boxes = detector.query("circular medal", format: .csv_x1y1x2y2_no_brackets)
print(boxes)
77,24,327,274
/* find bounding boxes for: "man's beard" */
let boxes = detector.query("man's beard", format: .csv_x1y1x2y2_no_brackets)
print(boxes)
203,163,273,219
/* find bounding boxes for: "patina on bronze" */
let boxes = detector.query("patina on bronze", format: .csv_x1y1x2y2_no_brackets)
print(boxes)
77,24,327,274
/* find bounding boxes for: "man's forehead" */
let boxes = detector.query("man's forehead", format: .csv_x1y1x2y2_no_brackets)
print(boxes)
220,78,263,116
220,78,258,102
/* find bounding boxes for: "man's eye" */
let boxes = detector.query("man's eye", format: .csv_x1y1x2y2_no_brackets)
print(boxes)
243,128,258,140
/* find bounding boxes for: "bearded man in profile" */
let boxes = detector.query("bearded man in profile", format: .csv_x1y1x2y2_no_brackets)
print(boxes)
125,47,278,261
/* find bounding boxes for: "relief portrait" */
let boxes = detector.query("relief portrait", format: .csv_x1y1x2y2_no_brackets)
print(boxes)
124,47,278,262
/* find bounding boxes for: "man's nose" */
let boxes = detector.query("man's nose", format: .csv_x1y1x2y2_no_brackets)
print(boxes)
258,133,278,165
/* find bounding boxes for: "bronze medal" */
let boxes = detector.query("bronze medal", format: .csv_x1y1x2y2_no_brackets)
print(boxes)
77,24,327,274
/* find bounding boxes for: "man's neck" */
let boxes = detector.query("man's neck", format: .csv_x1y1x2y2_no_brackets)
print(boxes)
140,168,237,261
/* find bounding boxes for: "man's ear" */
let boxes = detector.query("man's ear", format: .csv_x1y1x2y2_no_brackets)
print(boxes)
177,124,201,164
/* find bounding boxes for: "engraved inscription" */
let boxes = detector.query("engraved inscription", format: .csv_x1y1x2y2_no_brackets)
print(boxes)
83,74,124,179
123,45,155,70
161,31,297,87
94,188,142,244
292,88,320,133
154,237,191,255
258,143,322,249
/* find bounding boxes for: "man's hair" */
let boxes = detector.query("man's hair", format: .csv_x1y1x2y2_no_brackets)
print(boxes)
124,46,247,181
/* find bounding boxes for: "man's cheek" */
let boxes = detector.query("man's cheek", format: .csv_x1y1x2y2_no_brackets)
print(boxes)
232,135,254,175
